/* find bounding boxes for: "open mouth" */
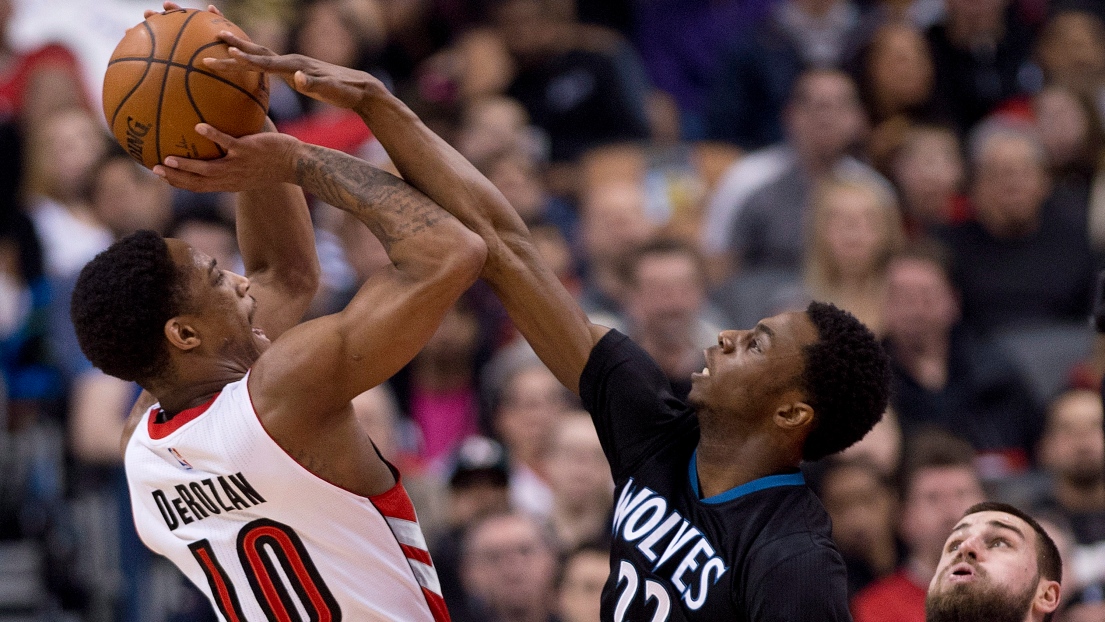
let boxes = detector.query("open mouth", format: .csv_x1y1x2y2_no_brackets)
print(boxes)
948,563,976,582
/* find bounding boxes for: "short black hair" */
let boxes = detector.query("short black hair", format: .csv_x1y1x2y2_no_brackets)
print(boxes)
800,301,891,461
70,230,189,383
961,501,1062,584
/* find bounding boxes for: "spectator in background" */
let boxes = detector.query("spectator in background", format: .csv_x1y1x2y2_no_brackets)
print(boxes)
817,458,902,596
804,175,904,335
706,0,867,150
278,0,388,155
852,429,986,622
1032,85,1102,190
1029,389,1105,590
939,120,1096,333
432,436,512,622
889,124,968,238
703,69,878,280
881,242,1042,477
1032,10,1105,113
0,0,86,130
541,411,613,552
401,299,483,465
577,180,656,316
853,23,941,170
491,0,649,164
925,0,1036,135
556,542,609,622
488,350,576,517
459,511,561,622
617,238,720,398
21,107,111,280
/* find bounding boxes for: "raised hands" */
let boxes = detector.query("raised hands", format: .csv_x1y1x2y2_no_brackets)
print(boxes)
204,33,382,110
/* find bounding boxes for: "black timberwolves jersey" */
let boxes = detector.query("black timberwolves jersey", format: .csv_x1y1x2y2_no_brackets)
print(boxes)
580,331,852,621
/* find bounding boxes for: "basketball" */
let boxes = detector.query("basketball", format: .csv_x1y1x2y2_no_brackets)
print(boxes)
102,9,269,170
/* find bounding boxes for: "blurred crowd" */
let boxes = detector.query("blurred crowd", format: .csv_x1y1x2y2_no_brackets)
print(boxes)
0,0,1104,620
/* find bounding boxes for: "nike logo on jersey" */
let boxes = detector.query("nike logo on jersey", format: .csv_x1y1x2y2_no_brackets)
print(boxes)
612,478,729,610
152,472,267,530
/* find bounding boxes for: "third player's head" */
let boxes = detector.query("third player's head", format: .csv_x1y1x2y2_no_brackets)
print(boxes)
687,301,890,463
71,230,267,390
926,501,1062,622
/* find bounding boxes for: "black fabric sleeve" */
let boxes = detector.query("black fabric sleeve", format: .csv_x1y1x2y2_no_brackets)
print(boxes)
745,542,853,622
579,330,693,479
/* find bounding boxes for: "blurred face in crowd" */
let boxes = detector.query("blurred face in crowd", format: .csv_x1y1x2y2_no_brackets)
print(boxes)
867,24,935,114
296,0,385,67
463,513,559,617
785,71,866,164
581,182,656,267
1036,11,1105,95
486,151,545,222
558,548,609,622
901,466,986,570
820,461,897,563
812,182,898,281
970,133,1051,238
28,107,107,202
884,256,959,348
892,127,964,226
543,412,612,511
492,0,561,62
92,156,171,237
926,510,1060,622
496,363,572,465
1034,87,1092,169
841,408,903,476
627,249,706,348
944,0,1009,41
1039,389,1105,489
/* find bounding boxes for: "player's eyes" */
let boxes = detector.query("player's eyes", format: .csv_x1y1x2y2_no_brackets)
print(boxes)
946,540,961,552
215,271,225,285
989,538,1009,548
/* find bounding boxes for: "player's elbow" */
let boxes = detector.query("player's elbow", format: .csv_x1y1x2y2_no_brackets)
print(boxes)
449,228,488,285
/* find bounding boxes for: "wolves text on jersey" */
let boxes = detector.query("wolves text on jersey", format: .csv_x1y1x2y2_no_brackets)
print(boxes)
152,472,267,530
611,478,729,610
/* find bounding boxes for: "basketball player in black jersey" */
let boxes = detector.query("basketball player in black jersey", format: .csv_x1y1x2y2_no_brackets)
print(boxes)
164,39,892,621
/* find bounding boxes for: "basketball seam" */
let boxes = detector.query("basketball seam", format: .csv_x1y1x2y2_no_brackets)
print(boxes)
109,21,157,132
155,9,202,166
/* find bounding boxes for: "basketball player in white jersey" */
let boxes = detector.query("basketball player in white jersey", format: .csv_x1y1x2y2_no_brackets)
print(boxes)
70,8,483,622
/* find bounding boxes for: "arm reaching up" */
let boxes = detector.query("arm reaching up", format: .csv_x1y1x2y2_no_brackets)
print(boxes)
203,34,608,393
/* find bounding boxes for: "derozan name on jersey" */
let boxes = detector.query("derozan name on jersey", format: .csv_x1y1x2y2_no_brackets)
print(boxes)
151,471,267,530
612,478,729,610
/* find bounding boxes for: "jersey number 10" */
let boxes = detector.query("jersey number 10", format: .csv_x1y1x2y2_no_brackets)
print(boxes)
188,517,343,621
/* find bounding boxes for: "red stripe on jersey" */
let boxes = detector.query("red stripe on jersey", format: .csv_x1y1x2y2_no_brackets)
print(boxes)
422,586,451,622
368,476,418,522
400,543,434,566
149,393,220,439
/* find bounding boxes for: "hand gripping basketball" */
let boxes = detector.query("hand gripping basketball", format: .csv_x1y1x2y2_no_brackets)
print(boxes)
153,120,299,193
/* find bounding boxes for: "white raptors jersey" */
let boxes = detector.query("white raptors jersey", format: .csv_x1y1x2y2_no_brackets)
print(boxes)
125,373,449,622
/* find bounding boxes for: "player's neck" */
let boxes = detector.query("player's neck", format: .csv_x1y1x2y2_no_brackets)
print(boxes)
694,433,800,498
152,376,237,417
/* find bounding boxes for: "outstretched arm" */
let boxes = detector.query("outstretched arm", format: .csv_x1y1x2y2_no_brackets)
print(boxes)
204,37,607,393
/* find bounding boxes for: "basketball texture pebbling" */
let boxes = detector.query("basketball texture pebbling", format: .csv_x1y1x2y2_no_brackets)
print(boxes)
102,9,269,170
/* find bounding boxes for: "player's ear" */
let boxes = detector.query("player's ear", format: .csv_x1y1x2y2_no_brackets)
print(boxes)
1032,579,1061,615
774,400,814,431
165,317,201,352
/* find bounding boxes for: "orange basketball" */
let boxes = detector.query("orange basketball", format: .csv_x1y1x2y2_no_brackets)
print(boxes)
102,9,269,170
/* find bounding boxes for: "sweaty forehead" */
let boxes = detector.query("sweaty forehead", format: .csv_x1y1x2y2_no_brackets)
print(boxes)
164,238,209,270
